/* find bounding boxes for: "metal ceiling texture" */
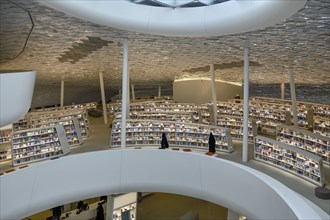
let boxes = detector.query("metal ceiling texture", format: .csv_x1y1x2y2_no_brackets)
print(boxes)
0,0,329,104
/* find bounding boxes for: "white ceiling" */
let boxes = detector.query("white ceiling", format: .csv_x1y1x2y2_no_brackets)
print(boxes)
0,0,329,93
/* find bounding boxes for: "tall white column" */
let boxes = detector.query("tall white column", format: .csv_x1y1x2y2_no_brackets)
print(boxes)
281,82,285,100
121,38,129,149
131,84,135,100
127,70,130,119
158,86,161,97
242,46,250,162
106,195,114,220
60,80,64,109
99,72,108,124
289,69,298,129
210,64,218,126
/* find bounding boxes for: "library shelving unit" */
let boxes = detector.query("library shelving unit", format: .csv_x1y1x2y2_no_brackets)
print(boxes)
251,97,330,118
28,109,90,138
0,129,12,162
314,116,330,138
228,99,312,129
11,124,70,166
110,119,233,152
31,102,98,112
217,115,254,140
12,117,29,131
114,111,194,123
33,117,83,146
254,136,324,186
276,125,330,165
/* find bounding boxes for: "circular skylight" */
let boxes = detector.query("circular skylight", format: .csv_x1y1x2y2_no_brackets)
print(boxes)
130,0,230,8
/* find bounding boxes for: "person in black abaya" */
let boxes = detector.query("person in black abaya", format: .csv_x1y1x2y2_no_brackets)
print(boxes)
95,203,105,220
208,132,216,153
160,132,169,149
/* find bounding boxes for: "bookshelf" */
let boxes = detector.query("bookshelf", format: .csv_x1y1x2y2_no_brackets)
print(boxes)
0,129,12,162
12,117,29,131
33,117,83,146
114,111,194,123
217,115,254,140
11,124,70,166
314,117,330,138
28,109,90,138
254,136,324,186
276,125,330,165
110,119,233,152
31,102,98,112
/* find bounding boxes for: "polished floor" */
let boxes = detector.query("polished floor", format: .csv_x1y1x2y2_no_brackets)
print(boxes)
2,114,330,218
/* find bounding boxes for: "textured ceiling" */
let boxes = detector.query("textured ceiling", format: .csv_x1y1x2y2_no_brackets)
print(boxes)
0,0,329,92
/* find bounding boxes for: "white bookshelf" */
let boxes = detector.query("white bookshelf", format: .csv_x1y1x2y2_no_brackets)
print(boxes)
33,117,83,146
0,129,12,162
254,136,324,186
114,111,194,123
314,116,330,138
12,117,29,131
28,109,90,138
31,102,98,112
110,119,233,152
276,125,330,165
217,115,254,140
11,124,70,166
251,97,330,118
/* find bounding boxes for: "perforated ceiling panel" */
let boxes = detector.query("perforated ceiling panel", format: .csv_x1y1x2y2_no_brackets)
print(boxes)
0,0,329,97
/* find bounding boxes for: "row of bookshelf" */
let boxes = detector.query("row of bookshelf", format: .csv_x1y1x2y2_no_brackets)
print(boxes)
110,119,233,152
254,136,324,186
276,125,330,164
11,125,70,166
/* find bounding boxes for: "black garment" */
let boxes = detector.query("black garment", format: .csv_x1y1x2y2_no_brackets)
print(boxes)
95,203,105,220
77,201,84,211
208,132,216,153
160,132,169,149
52,206,62,220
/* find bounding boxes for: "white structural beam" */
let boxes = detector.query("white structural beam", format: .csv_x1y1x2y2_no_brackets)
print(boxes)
99,72,108,124
127,69,130,119
242,46,249,162
210,64,218,125
60,80,64,109
289,69,298,129
121,38,129,149
158,86,161,97
106,195,114,220
281,82,285,100
131,84,135,100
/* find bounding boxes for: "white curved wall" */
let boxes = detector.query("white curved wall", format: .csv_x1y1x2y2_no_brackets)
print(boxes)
0,71,36,127
39,0,307,37
1,149,328,220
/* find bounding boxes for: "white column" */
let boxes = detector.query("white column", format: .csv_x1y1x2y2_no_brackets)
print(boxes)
158,86,161,97
127,70,130,119
131,84,135,100
242,46,249,162
227,209,240,220
281,82,285,100
60,80,64,109
99,72,108,124
289,69,298,129
121,38,129,149
210,64,218,126
106,195,115,220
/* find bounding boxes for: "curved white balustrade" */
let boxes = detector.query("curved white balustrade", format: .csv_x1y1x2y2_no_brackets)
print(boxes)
0,149,328,220
0,71,36,127
39,0,307,37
